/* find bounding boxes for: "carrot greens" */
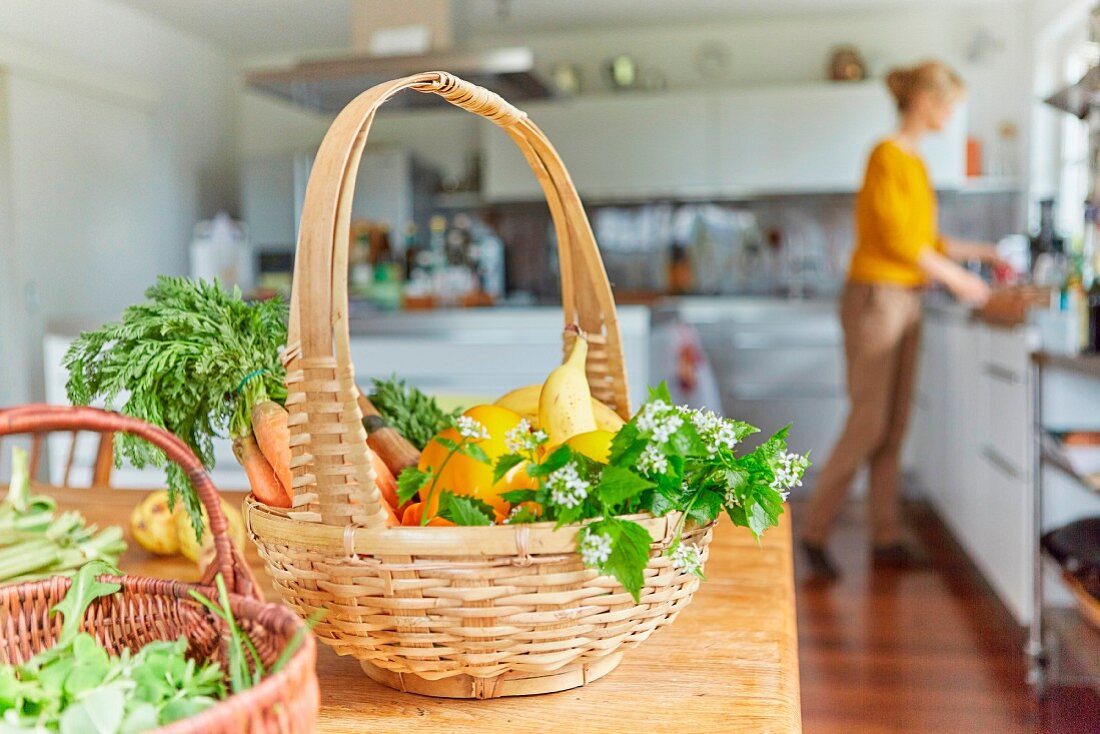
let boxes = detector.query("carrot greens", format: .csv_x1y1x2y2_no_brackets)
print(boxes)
63,277,288,538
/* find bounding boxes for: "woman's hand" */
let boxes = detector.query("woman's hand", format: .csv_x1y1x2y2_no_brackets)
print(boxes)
918,248,992,306
948,269,992,306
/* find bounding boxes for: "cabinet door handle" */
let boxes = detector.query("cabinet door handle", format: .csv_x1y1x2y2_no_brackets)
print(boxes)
981,444,1022,480
983,363,1020,385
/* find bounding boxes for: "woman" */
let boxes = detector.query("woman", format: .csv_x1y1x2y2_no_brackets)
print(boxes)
800,61,998,579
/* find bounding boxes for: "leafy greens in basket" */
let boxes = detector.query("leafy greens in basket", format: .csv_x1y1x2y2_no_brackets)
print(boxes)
64,277,288,538
0,562,311,733
398,384,809,601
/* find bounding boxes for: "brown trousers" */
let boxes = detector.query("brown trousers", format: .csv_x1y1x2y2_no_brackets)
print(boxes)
801,281,922,547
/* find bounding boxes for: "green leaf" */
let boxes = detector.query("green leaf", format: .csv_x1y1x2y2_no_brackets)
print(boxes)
686,489,725,525
527,445,574,478
746,498,771,538
433,436,459,452
608,424,645,466
504,506,541,524
159,697,216,725
51,561,121,645
396,466,430,505
646,382,674,405
120,704,159,734
596,466,654,507
593,518,653,603
498,488,536,505
436,492,494,526
58,683,125,734
492,453,525,484
461,442,492,466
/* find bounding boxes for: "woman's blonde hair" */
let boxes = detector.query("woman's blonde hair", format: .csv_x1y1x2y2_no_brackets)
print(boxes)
885,60,964,112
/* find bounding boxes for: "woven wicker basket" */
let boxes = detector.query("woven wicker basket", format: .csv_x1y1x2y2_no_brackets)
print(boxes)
0,405,319,733
244,71,714,699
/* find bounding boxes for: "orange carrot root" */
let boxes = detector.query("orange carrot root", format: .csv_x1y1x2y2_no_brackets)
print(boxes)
233,435,291,508
251,401,292,497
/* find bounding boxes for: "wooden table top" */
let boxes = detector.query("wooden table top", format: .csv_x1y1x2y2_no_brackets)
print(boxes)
44,486,802,733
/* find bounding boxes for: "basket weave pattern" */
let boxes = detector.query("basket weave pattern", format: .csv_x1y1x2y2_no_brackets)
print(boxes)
0,406,319,732
246,71,713,698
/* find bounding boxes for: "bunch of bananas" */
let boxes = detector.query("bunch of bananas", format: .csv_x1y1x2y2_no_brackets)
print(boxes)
494,328,625,461
130,490,245,565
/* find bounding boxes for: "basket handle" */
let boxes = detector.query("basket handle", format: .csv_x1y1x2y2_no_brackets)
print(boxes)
285,71,629,528
0,404,260,599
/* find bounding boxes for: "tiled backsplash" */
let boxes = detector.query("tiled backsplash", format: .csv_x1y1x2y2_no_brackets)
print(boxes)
490,190,1026,299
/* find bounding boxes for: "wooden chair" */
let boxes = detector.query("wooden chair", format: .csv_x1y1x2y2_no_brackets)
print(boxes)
0,429,115,487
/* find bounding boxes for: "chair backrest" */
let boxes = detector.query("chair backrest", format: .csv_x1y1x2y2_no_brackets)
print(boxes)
0,429,114,487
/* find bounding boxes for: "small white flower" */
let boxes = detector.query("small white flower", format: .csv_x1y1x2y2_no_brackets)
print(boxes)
724,486,741,507
770,451,809,500
504,419,546,454
456,415,490,441
668,543,703,575
636,400,683,444
580,529,613,567
546,461,590,509
638,443,668,476
689,409,740,454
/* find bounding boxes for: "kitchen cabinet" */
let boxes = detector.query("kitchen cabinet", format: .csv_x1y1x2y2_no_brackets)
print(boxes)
714,83,967,194
908,309,1034,623
666,297,846,481
482,91,715,201
482,82,967,202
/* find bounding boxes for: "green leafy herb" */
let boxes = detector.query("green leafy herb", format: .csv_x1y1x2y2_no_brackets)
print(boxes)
64,276,288,538
490,382,808,601
368,377,456,450
0,564,318,733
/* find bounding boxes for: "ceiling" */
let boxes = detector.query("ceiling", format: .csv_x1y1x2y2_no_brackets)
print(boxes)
112,0,1018,58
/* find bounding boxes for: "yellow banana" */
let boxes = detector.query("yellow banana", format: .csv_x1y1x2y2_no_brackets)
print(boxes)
539,331,598,445
495,385,626,432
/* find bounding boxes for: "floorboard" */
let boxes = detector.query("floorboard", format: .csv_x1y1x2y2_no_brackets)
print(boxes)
791,499,1100,733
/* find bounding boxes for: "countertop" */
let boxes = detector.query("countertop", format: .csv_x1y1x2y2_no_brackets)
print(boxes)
1033,351,1100,379
44,486,803,733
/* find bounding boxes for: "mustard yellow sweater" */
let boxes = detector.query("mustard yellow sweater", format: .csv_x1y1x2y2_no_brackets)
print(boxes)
848,139,944,287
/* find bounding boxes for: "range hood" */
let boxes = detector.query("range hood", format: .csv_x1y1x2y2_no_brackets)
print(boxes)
246,46,555,114
1044,65,1100,119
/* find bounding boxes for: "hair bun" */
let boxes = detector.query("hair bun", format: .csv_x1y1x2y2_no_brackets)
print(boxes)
885,68,912,102
884,60,963,112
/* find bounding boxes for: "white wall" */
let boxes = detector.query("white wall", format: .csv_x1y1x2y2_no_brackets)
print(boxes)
0,0,236,406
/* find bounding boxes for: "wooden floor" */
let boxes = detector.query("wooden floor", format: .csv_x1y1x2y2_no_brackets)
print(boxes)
791,499,1100,734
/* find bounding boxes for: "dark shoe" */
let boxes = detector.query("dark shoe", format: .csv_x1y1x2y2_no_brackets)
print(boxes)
872,542,930,569
801,541,839,581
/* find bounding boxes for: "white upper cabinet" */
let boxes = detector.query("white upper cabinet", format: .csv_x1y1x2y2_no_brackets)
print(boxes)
483,91,714,201
714,82,967,194
482,82,967,202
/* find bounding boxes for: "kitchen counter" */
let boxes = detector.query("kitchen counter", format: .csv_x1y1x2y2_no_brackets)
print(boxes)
1033,351,1100,380
43,485,802,733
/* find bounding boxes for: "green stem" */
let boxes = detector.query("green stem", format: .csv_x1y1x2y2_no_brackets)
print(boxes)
419,439,468,526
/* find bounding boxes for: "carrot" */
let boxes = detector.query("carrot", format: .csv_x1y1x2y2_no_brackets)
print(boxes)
251,401,292,497
401,502,454,527
369,449,401,513
233,435,291,508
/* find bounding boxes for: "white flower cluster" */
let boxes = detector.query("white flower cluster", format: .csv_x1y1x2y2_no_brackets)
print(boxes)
669,543,703,575
580,529,613,567
690,409,740,454
456,415,490,441
636,400,683,444
546,461,591,509
638,443,668,476
770,451,810,500
504,418,547,454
